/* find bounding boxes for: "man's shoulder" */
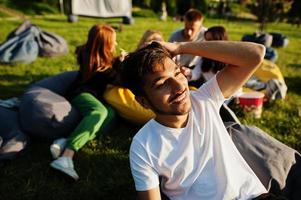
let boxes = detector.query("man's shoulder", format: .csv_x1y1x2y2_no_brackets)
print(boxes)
190,85,208,99
189,80,217,104
190,76,226,110
169,29,184,42
132,119,155,142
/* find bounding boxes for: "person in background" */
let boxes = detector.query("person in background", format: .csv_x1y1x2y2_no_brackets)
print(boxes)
137,30,164,50
188,26,229,88
50,24,120,180
189,26,287,102
169,8,207,81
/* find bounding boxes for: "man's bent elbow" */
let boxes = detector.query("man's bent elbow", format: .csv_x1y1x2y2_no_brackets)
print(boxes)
253,44,265,67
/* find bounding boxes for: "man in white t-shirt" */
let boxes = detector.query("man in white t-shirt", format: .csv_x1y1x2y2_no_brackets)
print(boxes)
120,40,271,200
169,9,207,81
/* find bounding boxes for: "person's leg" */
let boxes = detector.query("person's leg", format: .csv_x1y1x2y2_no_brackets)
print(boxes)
51,93,114,180
66,93,110,152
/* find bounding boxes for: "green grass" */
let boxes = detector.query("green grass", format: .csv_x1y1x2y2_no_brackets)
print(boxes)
0,15,301,200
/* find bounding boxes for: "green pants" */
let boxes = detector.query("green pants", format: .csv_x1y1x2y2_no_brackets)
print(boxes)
66,93,115,151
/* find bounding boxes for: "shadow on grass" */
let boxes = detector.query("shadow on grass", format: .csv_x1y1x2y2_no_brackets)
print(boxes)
208,15,256,23
0,83,27,98
0,118,139,200
0,73,50,98
40,17,68,23
288,63,301,69
285,76,301,95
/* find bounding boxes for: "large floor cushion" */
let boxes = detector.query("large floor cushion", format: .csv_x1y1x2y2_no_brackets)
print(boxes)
246,60,287,100
33,70,78,95
226,122,300,197
0,107,20,138
253,59,284,83
0,107,29,160
19,86,80,140
19,71,80,140
103,85,155,125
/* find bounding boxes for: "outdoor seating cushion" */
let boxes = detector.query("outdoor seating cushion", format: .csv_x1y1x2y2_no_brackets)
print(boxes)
0,107,29,160
103,85,155,125
243,59,286,93
0,106,21,138
19,71,80,140
33,70,78,95
253,59,284,83
226,122,301,198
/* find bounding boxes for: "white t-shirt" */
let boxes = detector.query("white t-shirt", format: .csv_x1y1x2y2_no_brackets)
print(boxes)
129,76,267,200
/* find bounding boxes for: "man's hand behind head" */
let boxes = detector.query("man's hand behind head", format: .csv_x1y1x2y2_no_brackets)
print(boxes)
156,41,181,57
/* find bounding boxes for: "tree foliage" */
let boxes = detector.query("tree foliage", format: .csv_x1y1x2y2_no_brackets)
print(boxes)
248,0,292,31
287,0,301,26
133,0,208,16
0,0,59,15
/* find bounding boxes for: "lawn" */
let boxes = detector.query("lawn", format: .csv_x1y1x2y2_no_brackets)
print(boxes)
0,14,301,200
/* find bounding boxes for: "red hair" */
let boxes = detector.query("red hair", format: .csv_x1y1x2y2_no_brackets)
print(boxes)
76,24,115,82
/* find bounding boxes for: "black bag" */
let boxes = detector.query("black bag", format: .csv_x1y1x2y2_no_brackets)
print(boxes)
270,33,289,48
242,33,273,48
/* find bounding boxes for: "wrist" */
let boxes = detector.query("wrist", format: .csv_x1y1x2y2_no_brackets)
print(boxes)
177,42,183,54
178,42,190,55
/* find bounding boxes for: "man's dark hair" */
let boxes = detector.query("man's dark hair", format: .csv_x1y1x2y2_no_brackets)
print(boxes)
119,42,172,96
184,9,203,22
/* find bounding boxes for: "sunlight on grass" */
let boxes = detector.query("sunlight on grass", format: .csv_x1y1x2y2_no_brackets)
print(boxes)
0,15,300,200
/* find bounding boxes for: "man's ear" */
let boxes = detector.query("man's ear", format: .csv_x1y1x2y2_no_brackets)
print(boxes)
135,95,151,109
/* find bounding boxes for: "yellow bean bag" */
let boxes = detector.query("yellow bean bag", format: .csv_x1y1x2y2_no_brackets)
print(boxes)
103,85,198,125
243,59,285,93
253,59,284,82
103,85,155,125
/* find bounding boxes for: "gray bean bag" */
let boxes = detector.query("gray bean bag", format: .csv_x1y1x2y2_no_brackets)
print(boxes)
33,70,79,95
226,122,301,199
0,107,29,160
19,71,80,140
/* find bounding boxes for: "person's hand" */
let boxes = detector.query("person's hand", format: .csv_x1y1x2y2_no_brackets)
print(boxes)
180,66,192,81
157,41,181,57
119,48,128,61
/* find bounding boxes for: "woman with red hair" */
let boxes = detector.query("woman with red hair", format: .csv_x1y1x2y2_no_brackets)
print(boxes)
50,24,119,180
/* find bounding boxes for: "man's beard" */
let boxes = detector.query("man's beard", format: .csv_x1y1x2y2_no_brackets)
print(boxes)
144,95,191,116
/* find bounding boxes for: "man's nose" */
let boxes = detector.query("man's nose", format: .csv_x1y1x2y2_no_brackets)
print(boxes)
187,29,192,36
171,77,185,93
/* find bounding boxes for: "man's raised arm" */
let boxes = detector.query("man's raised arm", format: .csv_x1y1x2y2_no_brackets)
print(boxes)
137,187,161,200
160,41,265,98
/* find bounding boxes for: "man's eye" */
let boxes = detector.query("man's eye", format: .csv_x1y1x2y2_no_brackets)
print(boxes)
175,69,182,76
156,81,165,89
156,83,163,88
175,71,181,76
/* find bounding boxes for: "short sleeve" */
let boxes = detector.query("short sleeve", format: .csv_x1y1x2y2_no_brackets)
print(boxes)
129,139,160,191
168,29,182,42
168,33,176,42
197,75,226,108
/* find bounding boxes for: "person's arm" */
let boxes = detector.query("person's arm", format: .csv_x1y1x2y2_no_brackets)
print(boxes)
159,41,265,98
130,139,162,200
137,187,161,200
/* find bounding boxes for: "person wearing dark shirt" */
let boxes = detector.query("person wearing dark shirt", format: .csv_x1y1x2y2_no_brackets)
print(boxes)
50,24,119,180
